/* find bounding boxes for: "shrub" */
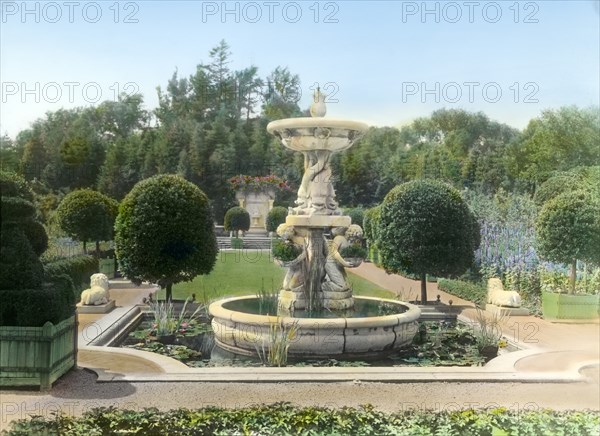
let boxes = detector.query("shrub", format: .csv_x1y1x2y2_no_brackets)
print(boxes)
363,205,381,246
0,172,46,290
21,219,49,256
266,206,288,232
5,405,600,435
379,180,480,303
0,170,34,201
271,239,302,262
1,196,36,221
339,245,367,259
534,166,600,207
438,278,487,305
224,206,250,236
0,172,74,326
43,254,99,300
115,174,218,301
55,189,118,252
534,173,583,207
0,227,44,290
344,207,365,228
536,190,600,294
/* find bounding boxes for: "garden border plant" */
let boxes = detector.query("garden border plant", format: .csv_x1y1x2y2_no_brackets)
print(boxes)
5,404,599,435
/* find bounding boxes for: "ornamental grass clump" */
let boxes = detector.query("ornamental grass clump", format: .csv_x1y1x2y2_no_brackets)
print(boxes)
256,318,299,367
472,306,507,351
149,297,204,337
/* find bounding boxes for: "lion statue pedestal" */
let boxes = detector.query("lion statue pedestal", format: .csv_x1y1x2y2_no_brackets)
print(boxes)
485,278,529,316
77,273,116,314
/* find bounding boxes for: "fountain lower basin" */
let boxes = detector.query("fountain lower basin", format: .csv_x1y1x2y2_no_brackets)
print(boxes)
210,296,421,359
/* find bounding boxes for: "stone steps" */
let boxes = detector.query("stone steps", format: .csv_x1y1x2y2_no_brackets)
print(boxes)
217,236,273,250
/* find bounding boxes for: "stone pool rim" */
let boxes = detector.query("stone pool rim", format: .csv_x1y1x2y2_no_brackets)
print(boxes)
209,295,422,358
209,295,421,328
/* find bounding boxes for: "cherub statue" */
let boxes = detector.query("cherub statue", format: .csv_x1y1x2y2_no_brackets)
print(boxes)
276,223,307,292
322,227,360,293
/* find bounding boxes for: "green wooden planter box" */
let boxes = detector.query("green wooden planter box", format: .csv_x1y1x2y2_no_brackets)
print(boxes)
542,291,600,321
99,258,116,279
0,315,77,390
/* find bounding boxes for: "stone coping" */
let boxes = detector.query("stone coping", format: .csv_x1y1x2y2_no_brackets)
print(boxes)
209,295,421,329
83,344,596,383
77,300,599,385
267,118,369,134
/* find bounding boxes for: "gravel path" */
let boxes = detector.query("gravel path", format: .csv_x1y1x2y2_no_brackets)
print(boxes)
1,366,598,431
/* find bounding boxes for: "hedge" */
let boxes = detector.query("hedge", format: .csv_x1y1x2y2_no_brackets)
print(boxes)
266,206,288,232
344,207,365,228
43,255,99,300
5,404,599,435
0,275,75,327
438,278,487,305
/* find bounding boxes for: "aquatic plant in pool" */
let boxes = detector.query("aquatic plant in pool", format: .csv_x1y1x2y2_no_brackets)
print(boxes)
121,316,489,368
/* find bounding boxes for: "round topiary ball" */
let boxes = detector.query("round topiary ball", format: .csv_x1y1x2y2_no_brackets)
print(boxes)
536,190,600,267
378,180,480,302
266,206,288,233
115,174,218,301
56,189,118,249
224,206,251,235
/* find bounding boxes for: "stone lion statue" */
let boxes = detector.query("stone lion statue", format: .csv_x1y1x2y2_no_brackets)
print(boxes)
487,278,521,308
80,273,110,306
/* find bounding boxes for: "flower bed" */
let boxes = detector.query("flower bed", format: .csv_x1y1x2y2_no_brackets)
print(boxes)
229,175,291,193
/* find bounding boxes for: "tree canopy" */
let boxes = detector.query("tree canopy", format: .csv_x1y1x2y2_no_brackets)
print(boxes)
115,174,218,301
378,180,480,303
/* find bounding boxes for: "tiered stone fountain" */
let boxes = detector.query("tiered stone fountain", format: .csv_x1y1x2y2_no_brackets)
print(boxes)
210,91,420,359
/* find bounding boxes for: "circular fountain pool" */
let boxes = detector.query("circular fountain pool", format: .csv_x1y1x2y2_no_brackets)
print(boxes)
210,296,420,359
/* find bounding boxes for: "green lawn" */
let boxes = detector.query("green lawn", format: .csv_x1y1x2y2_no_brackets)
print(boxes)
154,251,396,302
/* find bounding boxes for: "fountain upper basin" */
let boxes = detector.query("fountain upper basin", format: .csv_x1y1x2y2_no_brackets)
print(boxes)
267,118,369,153
210,296,421,359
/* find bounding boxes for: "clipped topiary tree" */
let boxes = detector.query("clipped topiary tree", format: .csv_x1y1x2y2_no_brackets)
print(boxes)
0,171,75,326
534,166,600,207
536,190,600,294
266,206,288,233
0,173,44,290
115,174,218,301
378,180,480,303
56,189,118,253
224,206,250,237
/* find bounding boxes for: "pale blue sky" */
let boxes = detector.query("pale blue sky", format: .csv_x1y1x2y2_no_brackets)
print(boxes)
1,0,599,137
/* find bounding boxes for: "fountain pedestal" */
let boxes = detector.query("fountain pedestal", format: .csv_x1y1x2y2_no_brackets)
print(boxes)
209,89,421,360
